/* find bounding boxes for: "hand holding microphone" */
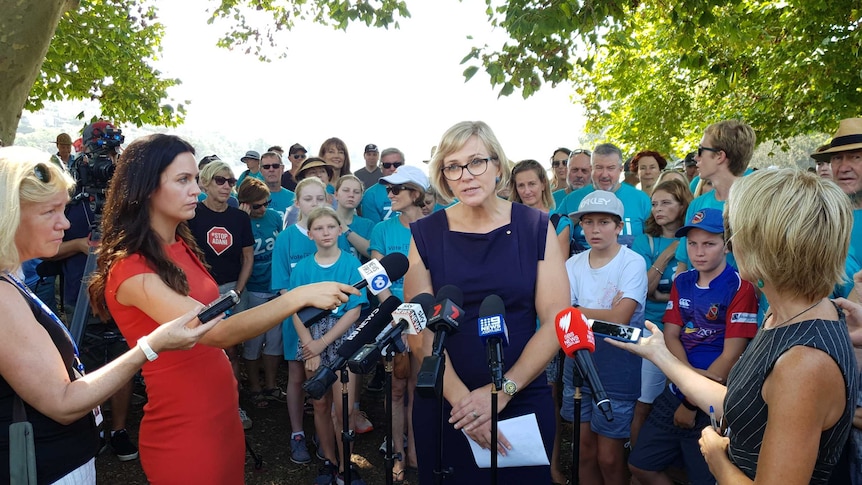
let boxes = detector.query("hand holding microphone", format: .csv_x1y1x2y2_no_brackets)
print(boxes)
555,307,614,422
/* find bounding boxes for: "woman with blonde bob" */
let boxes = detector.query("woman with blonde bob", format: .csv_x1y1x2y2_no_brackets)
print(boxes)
0,146,217,484
405,121,570,483
611,169,857,484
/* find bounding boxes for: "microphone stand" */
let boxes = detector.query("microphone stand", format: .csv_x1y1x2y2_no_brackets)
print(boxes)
418,331,455,484
487,339,503,485
381,331,407,485
340,369,354,485
570,363,584,485
490,386,499,485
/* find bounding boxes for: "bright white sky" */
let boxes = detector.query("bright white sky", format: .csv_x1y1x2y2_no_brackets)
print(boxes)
150,0,587,169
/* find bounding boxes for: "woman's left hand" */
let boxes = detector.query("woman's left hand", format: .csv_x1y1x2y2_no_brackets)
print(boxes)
699,426,730,473
449,384,513,455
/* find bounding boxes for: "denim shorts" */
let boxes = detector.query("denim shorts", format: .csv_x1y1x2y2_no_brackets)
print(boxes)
560,357,636,439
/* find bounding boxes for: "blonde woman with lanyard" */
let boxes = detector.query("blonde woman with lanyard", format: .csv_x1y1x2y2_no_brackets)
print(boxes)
0,146,217,484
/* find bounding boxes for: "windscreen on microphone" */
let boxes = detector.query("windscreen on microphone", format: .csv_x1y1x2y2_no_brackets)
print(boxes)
377,252,409,283
436,285,463,307
555,307,595,356
335,295,401,360
478,294,509,347
392,293,435,335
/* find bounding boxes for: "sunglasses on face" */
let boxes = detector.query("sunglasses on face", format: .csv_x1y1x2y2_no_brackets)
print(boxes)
697,146,722,157
291,154,307,160
382,162,404,169
213,176,237,187
261,163,282,170
251,199,271,209
386,184,414,196
551,159,568,168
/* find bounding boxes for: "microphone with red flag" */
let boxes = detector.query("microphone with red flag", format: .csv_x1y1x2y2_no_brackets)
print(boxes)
555,307,613,422
416,285,466,398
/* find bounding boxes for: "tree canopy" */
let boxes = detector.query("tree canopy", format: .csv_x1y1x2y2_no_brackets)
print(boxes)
3,0,860,152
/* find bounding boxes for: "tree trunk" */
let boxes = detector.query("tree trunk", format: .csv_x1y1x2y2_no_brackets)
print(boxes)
0,0,75,145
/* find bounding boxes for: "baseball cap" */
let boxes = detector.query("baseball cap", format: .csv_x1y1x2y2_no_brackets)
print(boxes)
569,190,624,221
56,133,72,145
364,144,379,153
288,143,307,155
684,152,697,167
241,150,261,162
82,121,116,142
675,208,724,237
379,165,429,190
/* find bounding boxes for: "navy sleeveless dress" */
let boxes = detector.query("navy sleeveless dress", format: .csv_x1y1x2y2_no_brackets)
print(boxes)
410,203,555,484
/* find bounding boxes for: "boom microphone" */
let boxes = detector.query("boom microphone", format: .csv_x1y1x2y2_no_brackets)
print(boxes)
555,307,613,422
296,252,409,328
302,295,402,399
347,293,435,374
478,295,508,391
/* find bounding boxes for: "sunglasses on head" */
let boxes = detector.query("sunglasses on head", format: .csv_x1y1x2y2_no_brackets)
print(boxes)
382,162,404,169
251,199,271,209
33,163,51,183
213,176,237,187
386,184,414,196
261,163,282,170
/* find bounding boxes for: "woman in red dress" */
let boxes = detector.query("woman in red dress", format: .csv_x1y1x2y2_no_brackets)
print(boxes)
88,134,357,484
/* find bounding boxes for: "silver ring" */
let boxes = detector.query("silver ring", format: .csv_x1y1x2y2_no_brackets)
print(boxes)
471,411,479,419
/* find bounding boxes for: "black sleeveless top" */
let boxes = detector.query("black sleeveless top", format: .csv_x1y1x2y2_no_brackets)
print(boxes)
0,277,99,484
724,315,857,483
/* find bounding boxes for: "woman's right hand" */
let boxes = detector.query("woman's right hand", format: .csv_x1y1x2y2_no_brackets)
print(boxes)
147,305,220,353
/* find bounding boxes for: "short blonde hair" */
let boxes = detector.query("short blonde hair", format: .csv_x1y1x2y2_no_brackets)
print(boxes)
0,147,75,272
199,160,234,186
727,169,851,301
429,121,510,202
306,206,342,230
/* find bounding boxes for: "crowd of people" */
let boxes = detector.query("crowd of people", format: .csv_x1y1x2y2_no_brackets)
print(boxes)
2,116,862,485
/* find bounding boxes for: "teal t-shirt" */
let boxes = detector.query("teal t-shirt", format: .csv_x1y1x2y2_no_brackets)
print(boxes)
339,215,376,261
631,234,680,329
247,208,283,293
360,183,394,224
289,250,368,317
237,170,265,189
269,188,295,221
368,216,412,301
271,224,317,291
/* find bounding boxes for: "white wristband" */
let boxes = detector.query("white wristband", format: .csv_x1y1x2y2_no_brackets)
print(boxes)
137,337,159,362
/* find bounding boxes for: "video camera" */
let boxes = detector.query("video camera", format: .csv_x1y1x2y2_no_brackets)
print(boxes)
71,121,124,193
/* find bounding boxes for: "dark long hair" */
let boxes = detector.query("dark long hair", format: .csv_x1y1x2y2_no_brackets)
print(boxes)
89,134,207,320
318,137,351,178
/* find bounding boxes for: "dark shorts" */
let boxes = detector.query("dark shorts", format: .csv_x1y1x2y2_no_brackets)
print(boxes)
628,388,715,485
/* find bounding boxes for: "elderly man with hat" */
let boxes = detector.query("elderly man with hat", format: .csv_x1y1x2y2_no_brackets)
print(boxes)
811,118,862,298
354,143,382,188
237,150,264,188
55,133,74,167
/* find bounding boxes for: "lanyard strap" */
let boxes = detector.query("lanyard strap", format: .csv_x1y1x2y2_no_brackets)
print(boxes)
3,272,85,375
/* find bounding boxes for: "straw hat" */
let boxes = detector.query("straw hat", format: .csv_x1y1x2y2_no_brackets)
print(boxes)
811,118,862,161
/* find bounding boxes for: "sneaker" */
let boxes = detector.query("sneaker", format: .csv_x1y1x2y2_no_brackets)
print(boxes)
109,429,139,462
290,434,312,464
239,407,253,430
365,366,385,392
263,387,287,403
315,460,337,485
354,411,373,434
312,434,325,461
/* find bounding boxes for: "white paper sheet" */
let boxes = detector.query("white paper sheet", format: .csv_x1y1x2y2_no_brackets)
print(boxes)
463,413,550,468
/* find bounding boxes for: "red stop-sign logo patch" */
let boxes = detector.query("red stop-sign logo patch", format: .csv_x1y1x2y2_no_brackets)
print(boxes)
207,226,233,256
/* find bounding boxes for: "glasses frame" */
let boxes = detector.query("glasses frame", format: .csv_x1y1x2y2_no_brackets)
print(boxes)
251,199,272,209
261,163,282,170
697,146,722,157
381,162,404,169
441,157,493,181
385,184,415,196
213,175,237,187
291,154,307,160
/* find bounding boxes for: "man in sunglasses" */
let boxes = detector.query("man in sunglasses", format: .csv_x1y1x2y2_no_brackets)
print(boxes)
259,151,295,220
673,120,755,275
282,143,307,191
360,147,405,223
553,148,592,207
355,143,382,188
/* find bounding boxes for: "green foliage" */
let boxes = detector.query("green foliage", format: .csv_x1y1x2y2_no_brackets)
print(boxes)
466,0,862,153
29,0,185,128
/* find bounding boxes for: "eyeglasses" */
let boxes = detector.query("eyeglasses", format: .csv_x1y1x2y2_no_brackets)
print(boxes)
697,146,722,157
213,176,237,187
551,159,568,168
251,199,271,209
291,154,307,160
261,163,282,170
33,163,51,183
441,157,492,181
382,162,404,169
385,184,414,196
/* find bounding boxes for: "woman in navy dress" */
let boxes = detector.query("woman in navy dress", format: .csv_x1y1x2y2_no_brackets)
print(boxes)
404,121,570,483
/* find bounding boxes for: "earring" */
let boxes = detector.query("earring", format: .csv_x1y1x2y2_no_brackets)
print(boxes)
757,279,764,288
495,176,501,184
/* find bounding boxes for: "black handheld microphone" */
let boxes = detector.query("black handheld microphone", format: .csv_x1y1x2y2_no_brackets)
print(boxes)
416,285,465,398
478,295,508,391
295,252,409,328
302,296,402,399
347,293,435,374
